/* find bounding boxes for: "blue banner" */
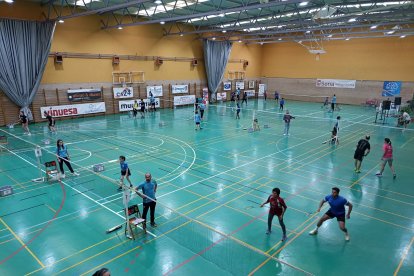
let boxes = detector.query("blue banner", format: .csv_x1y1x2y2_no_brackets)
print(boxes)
382,81,401,97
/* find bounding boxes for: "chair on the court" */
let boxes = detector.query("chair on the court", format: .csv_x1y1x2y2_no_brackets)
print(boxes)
0,135,8,152
44,161,59,182
124,204,146,238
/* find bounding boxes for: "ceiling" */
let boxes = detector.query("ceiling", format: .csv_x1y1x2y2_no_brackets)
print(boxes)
34,0,414,45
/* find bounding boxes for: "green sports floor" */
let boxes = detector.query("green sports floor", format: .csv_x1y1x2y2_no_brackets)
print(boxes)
0,99,413,276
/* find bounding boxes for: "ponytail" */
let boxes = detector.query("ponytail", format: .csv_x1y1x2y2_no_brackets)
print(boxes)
384,138,391,145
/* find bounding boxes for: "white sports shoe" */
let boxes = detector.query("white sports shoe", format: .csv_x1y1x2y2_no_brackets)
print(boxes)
345,233,350,241
72,172,79,176
61,174,66,179
309,228,318,235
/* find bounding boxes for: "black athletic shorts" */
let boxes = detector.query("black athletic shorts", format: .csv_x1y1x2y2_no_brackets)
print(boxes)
121,170,131,176
326,210,345,222
353,150,364,161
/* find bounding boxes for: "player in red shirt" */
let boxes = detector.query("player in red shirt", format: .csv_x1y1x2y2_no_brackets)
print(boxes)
261,188,287,241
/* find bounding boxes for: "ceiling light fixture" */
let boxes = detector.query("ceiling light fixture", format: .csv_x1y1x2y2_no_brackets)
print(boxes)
238,40,242,43
118,26,123,30
222,30,227,33
160,21,165,25
386,30,395,34
154,0,162,4
219,13,225,17
345,38,350,40
58,19,64,23
278,38,282,41
260,42,264,45
299,2,308,7
5,0,14,3
180,33,183,37
327,34,333,38
370,25,378,29
400,35,406,38
348,18,357,22
212,37,216,40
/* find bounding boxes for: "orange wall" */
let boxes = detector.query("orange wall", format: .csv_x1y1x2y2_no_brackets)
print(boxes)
261,37,414,81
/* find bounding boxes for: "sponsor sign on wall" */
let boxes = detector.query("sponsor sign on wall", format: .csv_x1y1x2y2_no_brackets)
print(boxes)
316,79,356,89
236,81,245,90
217,92,227,101
41,102,106,118
174,95,196,106
67,88,102,102
223,82,231,91
146,85,163,97
248,81,255,89
113,87,134,99
245,90,255,97
258,84,266,96
118,99,160,112
382,81,402,96
172,84,189,94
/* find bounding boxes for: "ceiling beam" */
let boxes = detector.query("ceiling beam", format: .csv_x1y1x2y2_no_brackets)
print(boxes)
103,0,305,29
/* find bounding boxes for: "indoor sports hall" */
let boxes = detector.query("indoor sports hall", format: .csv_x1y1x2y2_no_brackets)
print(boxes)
0,1,413,276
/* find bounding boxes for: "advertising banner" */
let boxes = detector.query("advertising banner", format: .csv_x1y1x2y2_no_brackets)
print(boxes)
172,84,189,94
382,81,402,97
236,81,245,90
41,102,106,118
113,87,134,99
67,88,102,102
258,84,266,96
217,92,227,101
316,79,356,89
118,99,160,112
223,82,231,91
146,85,163,97
174,95,196,106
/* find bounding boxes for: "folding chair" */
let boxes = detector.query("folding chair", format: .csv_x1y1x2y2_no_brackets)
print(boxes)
0,136,8,152
125,204,146,239
44,161,59,182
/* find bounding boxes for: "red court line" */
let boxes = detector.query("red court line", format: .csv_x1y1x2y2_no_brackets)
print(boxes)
162,155,353,276
0,181,66,266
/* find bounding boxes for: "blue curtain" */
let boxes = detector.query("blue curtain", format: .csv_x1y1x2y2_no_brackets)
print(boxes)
203,40,232,101
0,19,56,120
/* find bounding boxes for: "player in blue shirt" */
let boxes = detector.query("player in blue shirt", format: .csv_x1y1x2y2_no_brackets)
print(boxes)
118,155,133,191
309,187,353,241
136,173,158,227
56,139,79,178
195,110,202,130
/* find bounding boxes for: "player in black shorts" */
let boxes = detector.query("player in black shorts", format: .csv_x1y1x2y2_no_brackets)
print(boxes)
44,111,56,133
19,111,31,135
354,135,370,173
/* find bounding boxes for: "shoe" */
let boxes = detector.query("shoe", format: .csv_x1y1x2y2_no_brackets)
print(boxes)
355,170,361,173
345,233,350,241
130,184,133,188
265,230,271,235
283,133,286,136
393,174,397,179
150,222,157,227
281,235,287,242
60,174,66,179
117,186,123,192
375,173,382,177
72,172,79,176
28,133,32,136
309,228,318,235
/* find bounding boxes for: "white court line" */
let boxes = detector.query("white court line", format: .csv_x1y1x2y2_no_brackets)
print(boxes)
0,138,157,238
157,115,375,199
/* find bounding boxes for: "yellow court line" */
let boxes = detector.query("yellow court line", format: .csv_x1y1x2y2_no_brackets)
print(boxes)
349,164,378,188
280,169,414,207
0,217,45,268
249,214,319,275
44,204,56,213
273,128,364,172
393,236,414,276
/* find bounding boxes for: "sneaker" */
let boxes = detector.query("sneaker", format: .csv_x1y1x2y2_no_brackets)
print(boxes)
72,172,79,176
281,235,287,242
28,133,32,136
375,173,382,177
60,174,66,179
393,174,397,179
150,222,157,227
309,228,318,235
265,230,271,235
355,170,361,173
345,233,350,241
283,133,286,136
117,186,123,192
